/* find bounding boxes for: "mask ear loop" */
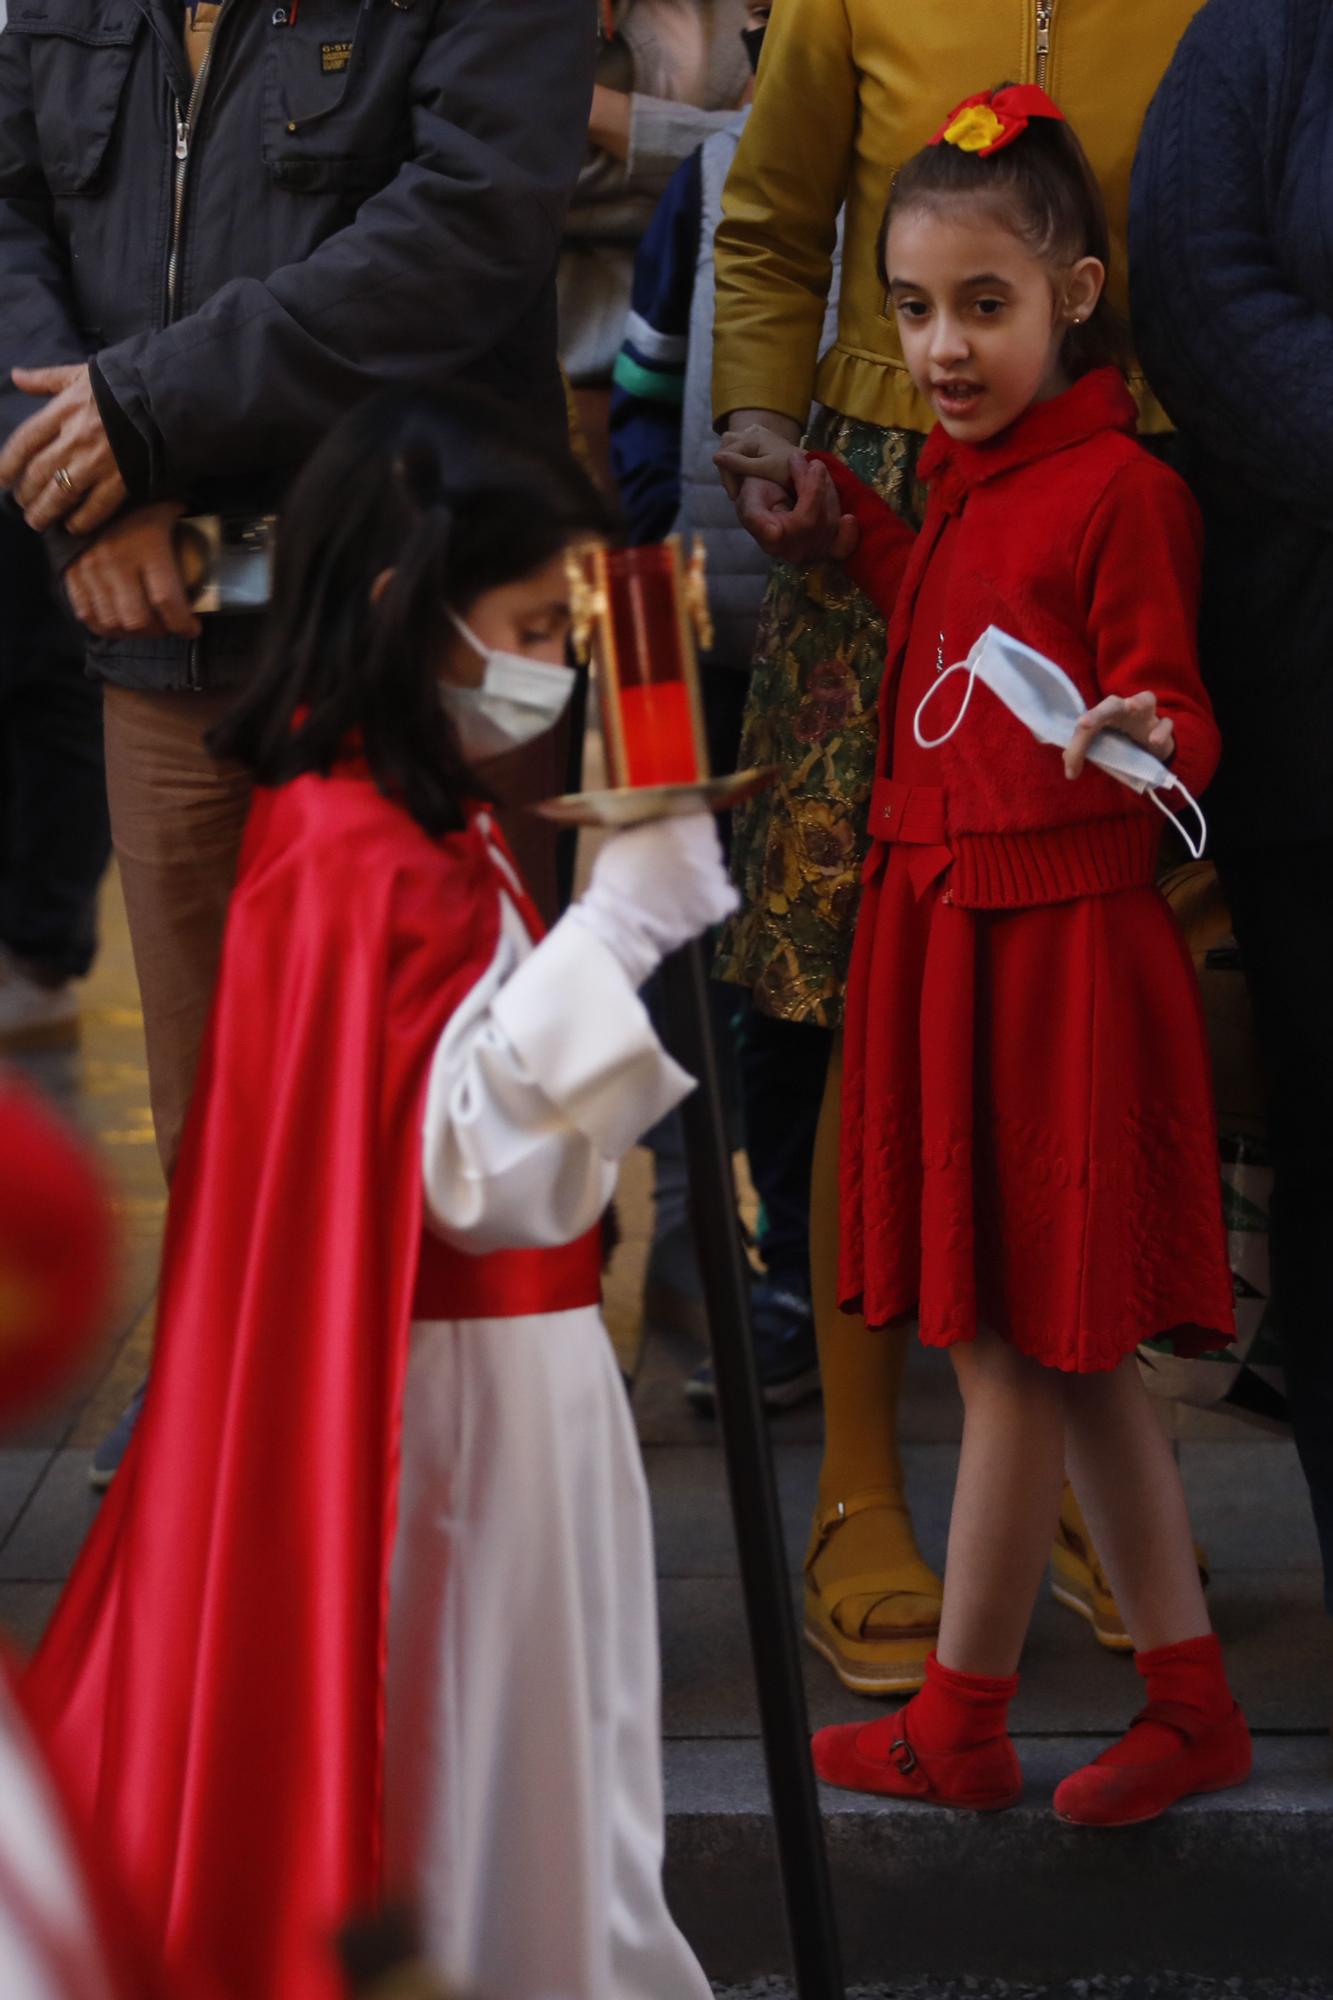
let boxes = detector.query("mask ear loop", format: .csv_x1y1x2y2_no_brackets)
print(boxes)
913,658,979,750
1147,776,1208,862
446,607,490,664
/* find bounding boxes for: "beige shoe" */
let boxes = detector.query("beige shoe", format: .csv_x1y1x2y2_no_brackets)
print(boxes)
0,952,78,1050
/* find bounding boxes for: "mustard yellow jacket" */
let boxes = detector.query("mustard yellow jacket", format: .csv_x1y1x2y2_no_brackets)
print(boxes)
712,0,1204,435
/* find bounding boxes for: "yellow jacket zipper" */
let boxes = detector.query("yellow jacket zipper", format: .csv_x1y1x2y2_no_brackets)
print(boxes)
1035,0,1055,86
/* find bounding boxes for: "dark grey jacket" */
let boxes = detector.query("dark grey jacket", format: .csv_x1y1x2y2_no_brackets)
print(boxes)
1131,0,1333,853
0,0,595,689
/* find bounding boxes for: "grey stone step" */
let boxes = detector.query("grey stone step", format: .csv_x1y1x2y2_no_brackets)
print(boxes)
713,1984,1333,2000
648,1437,1330,1740
646,1437,1323,1581
658,1571,1330,1740
665,1736,1332,1985
647,1396,1331,1985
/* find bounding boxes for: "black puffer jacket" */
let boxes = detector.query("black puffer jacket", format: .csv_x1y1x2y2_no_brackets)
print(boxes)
0,0,595,689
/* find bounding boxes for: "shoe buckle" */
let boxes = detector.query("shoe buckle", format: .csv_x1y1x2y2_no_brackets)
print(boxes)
888,1736,918,1775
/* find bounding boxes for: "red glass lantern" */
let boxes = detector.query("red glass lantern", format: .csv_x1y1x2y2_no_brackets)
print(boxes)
597,542,708,788
539,534,774,827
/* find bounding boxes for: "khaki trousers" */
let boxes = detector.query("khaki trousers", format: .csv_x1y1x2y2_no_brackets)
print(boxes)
103,686,252,1180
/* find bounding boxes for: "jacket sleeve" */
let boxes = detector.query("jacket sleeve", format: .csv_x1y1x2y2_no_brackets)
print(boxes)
1130,4,1333,518
92,0,595,489
628,96,744,190
1076,457,1221,801
0,40,95,568
812,451,916,623
609,149,701,544
711,0,855,428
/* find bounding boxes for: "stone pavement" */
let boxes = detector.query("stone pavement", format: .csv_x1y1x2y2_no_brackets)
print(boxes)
2,870,1330,1990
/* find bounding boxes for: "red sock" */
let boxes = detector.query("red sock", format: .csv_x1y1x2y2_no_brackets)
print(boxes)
1101,1632,1234,1764
902,1653,1019,1756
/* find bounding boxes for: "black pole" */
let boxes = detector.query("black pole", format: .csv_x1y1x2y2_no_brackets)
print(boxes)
554,661,591,914
660,938,844,2000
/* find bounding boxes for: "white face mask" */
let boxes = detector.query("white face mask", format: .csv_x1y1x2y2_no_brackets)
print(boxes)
440,609,576,762
912,625,1208,861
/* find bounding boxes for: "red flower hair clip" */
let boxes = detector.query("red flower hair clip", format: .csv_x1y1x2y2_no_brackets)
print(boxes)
930,85,1066,159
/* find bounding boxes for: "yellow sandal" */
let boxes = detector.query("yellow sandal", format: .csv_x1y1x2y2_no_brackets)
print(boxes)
1051,1486,1210,1653
802,1491,943,1697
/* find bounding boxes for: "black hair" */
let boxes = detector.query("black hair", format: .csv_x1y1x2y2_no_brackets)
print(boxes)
209,390,617,837
878,91,1128,380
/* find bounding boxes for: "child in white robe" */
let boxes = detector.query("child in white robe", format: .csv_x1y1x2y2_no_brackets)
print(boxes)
28,394,729,2000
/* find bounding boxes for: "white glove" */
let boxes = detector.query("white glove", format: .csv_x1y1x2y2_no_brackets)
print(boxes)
565,812,740,989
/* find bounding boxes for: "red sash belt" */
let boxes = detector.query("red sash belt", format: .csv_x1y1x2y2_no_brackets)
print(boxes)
413,1224,603,1321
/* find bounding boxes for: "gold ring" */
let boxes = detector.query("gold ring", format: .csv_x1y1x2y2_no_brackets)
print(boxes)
52,466,75,496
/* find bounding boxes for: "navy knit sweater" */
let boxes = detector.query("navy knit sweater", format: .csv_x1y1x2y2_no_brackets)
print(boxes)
1131,0,1333,853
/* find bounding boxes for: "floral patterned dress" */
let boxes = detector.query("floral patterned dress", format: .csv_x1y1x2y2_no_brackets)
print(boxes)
713,408,927,1026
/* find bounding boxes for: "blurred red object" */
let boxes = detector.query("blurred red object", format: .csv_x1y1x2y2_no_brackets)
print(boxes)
0,1068,114,1421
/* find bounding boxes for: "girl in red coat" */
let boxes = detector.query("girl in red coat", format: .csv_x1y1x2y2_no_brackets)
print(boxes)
716,85,1251,1824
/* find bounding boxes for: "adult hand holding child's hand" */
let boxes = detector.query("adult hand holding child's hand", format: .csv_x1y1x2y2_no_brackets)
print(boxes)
714,429,860,566
1063,691,1175,781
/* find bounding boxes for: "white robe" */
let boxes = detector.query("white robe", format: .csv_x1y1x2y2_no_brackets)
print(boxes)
0,1680,118,2000
384,832,711,2000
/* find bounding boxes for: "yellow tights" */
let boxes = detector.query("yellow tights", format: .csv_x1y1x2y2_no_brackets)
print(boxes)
806,1037,943,1639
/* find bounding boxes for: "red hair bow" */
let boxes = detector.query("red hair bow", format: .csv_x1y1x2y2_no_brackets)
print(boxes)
930,85,1066,159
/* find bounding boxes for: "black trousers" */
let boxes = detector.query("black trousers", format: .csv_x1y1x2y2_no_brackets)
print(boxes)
1218,842,1333,1610
0,516,110,981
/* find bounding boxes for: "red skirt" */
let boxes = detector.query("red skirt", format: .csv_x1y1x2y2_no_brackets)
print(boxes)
839,848,1235,1372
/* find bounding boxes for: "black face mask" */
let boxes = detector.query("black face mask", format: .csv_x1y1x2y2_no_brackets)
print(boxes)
741,24,766,74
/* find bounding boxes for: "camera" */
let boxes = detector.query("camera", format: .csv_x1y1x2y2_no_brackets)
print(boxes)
174,513,277,614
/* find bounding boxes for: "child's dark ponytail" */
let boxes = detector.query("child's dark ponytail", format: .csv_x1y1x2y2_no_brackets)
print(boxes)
880,87,1129,381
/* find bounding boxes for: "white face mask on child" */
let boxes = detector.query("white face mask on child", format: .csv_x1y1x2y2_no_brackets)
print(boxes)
440,610,577,762
912,626,1208,861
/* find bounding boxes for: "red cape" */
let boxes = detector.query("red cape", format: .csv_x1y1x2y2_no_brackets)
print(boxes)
25,767,503,1999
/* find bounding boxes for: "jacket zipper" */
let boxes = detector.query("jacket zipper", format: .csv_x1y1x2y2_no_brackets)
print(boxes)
1035,0,1055,87
167,2,232,322
165,0,233,687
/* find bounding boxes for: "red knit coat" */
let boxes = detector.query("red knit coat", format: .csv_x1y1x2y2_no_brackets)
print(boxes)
814,368,1222,908
824,370,1235,1362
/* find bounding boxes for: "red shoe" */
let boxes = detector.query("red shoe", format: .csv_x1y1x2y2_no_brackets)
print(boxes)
812,1707,1022,1811
1053,1700,1252,1826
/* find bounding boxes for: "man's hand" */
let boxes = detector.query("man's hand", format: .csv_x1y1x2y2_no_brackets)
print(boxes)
1064,691,1176,780
0,364,128,535
63,503,201,641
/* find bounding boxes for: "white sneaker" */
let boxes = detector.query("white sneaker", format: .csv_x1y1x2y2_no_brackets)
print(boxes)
0,950,79,1048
